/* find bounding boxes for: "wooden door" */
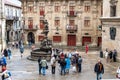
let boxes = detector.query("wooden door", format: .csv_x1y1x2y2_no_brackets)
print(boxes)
82,37,91,46
98,37,102,46
67,35,76,46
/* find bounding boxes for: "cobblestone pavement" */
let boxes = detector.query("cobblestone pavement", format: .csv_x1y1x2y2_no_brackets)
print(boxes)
5,48,120,80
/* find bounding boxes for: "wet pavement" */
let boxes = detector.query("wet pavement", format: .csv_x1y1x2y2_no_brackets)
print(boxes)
5,48,120,80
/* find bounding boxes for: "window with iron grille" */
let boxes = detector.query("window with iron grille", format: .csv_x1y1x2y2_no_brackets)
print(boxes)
55,20,60,27
84,20,90,27
55,6,60,12
40,20,44,29
84,6,90,12
39,6,45,16
28,6,33,13
28,19,33,29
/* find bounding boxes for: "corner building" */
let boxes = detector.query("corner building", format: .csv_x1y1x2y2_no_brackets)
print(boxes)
100,0,120,58
21,0,102,47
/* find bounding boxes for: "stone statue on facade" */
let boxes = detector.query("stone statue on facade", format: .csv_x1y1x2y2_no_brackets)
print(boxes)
110,27,116,40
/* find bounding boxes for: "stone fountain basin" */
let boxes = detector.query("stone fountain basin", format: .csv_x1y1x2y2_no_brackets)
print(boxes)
27,48,52,61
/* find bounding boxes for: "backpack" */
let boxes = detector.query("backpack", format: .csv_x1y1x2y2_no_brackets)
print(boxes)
78,58,82,64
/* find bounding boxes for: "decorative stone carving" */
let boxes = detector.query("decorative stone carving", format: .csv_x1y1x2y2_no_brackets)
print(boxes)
110,0,118,5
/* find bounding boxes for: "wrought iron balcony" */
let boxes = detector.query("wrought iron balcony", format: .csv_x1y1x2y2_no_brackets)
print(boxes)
23,25,38,31
6,16,19,20
67,11,77,17
66,24,78,32
6,16,14,20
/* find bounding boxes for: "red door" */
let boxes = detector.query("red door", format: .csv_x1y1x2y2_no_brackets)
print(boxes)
82,37,91,46
67,35,76,46
98,37,102,46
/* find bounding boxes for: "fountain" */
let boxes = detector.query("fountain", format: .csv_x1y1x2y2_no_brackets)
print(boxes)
27,19,52,61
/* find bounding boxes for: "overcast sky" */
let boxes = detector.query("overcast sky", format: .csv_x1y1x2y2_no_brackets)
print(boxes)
5,0,21,6
12,0,21,5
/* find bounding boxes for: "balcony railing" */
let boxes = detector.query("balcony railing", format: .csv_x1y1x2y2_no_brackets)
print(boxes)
66,25,78,32
6,16,19,20
6,16,14,20
67,11,77,17
23,25,38,31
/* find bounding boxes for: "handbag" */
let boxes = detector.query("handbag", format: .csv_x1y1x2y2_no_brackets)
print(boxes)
46,65,48,69
72,66,76,72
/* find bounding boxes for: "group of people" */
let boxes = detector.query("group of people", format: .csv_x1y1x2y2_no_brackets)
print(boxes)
0,40,24,80
101,49,117,62
38,47,120,80
38,48,83,76
0,48,12,80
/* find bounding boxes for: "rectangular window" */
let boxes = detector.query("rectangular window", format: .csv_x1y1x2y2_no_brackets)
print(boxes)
54,20,60,27
40,20,44,29
110,5,116,17
55,6,60,12
85,6,90,12
38,35,44,41
69,20,75,26
84,20,90,27
69,6,75,16
40,6,45,16
28,6,33,12
53,36,61,42
28,19,33,29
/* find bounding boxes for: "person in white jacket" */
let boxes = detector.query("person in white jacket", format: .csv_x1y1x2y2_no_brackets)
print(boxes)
50,56,56,74
116,67,120,78
104,50,109,62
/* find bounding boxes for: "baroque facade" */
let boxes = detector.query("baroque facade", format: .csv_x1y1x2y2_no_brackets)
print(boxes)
100,0,120,57
5,0,22,43
21,0,102,47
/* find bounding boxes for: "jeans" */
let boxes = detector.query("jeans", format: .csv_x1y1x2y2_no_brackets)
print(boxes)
78,64,82,72
42,67,46,75
96,73,103,80
39,65,41,74
61,66,66,75
51,66,55,74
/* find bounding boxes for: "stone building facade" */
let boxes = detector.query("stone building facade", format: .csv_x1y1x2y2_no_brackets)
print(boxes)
100,0,120,56
5,0,22,43
0,0,6,51
21,0,102,47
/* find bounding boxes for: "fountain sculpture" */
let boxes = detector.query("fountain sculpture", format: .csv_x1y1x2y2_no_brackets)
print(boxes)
28,19,52,61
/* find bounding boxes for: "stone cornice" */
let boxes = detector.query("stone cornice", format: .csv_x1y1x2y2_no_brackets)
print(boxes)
100,17,120,22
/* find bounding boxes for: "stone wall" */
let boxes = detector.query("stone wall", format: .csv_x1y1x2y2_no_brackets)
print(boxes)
101,18,120,58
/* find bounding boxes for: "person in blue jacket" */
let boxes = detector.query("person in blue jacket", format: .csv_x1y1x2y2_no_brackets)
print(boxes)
1,55,7,67
65,57,71,74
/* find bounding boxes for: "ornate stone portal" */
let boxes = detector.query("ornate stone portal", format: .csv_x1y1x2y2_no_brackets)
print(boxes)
27,19,52,61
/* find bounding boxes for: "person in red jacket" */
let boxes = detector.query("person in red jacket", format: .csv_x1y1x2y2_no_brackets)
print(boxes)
85,44,89,54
